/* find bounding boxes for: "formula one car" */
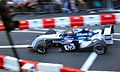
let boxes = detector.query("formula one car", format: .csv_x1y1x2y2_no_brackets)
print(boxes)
28,25,114,55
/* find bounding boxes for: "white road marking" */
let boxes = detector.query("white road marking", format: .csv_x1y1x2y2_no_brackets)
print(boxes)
113,38,120,41
33,28,65,32
12,29,64,34
87,70,115,72
0,45,30,48
12,30,46,33
80,38,120,71
33,28,50,30
113,33,120,35
81,52,98,71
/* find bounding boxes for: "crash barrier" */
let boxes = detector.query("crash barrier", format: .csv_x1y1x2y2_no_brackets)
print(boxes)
3,56,20,71
0,55,84,72
0,55,5,69
0,13,120,31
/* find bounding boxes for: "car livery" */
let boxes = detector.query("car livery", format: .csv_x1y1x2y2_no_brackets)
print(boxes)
28,25,114,55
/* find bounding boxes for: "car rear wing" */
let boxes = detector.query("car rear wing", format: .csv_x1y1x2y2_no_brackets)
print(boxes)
102,25,114,44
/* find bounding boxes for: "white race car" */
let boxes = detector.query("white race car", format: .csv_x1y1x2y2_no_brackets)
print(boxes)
28,25,114,55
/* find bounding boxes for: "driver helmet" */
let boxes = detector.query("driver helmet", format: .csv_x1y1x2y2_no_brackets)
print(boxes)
72,26,79,34
73,26,78,29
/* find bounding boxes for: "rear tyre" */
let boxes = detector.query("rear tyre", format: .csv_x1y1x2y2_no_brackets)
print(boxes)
45,29,56,34
93,43,107,55
45,29,56,47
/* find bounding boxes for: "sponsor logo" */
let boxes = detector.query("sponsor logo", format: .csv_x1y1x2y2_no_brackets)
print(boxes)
105,35,112,40
64,44,76,50
76,33,93,37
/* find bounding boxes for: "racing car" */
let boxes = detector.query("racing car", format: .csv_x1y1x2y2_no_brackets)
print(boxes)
28,25,114,55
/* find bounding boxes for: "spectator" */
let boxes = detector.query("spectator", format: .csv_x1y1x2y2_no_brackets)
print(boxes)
86,0,103,13
77,0,87,11
54,0,63,5
54,0,63,12
62,0,71,13
112,0,120,9
18,0,38,12
92,0,103,12
92,0,102,9
12,0,23,7
69,0,78,12
93,0,102,10
12,0,22,4
69,0,87,12
24,0,38,8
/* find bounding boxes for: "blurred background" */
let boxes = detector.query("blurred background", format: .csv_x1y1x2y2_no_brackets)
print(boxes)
5,0,120,15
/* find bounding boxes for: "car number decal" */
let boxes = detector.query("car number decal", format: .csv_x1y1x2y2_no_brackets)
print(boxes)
64,44,76,50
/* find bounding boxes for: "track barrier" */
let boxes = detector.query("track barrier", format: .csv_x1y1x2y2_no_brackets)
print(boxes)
36,63,63,72
60,66,85,72
21,63,35,72
0,54,84,72
3,56,20,71
0,13,120,31
0,55,5,69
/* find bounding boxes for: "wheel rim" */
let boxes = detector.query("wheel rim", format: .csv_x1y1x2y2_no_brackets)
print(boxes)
95,45,105,54
37,46,46,53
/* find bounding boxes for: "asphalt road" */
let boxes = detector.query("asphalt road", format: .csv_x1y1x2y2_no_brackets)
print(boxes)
0,13,120,71
0,25,120,71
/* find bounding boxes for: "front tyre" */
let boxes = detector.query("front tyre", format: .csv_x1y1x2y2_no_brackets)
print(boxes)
93,43,107,55
35,40,47,54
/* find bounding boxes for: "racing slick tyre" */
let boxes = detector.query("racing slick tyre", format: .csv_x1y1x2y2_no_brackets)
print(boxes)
93,43,107,55
35,40,47,54
45,29,56,34
45,29,56,47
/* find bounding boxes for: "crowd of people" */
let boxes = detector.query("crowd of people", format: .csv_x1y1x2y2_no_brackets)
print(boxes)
6,0,120,13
